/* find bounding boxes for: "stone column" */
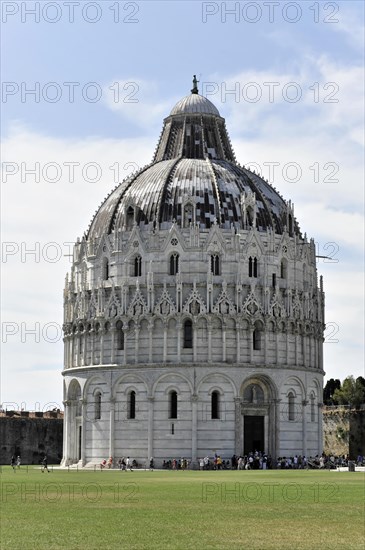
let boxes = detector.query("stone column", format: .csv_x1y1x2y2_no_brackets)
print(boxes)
286,332,290,365
72,336,76,367
236,323,240,363
273,399,281,460
249,328,253,363
70,401,76,462
308,336,312,367
275,331,280,365
109,398,116,459
62,400,70,465
82,331,87,366
193,320,197,362
313,336,317,368
63,337,67,369
135,325,139,364
90,329,95,365
148,322,153,363
319,337,324,371
163,323,167,363
234,398,242,455
264,331,268,364
67,337,71,368
81,399,87,465
191,395,198,467
123,323,128,366
75,335,79,366
302,400,308,457
207,324,212,363
111,326,116,364
63,337,67,368
222,323,226,362
177,321,181,362
147,396,154,461
295,332,299,366
99,330,104,365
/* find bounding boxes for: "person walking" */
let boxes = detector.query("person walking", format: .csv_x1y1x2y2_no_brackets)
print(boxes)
126,457,133,471
41,455,50,473
16,456,21,469
10,455,16,472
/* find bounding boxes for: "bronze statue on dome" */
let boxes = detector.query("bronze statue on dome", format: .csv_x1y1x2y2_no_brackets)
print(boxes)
191,75,199,94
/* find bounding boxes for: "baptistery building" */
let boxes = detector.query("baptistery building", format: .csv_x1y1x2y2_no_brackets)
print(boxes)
61,79,325,467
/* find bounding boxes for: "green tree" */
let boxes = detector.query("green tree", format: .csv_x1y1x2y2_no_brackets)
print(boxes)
323,378,341,404
333,376,365,408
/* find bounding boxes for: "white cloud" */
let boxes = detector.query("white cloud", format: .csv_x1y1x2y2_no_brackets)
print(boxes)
102,78,177,129
214,57,364,147
330,6,365,51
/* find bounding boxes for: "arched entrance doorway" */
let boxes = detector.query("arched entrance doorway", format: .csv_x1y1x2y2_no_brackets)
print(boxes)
238,376,279,458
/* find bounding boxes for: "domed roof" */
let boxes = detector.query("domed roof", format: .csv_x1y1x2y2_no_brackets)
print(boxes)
86,79,300,239
87,158,298,238
170,93,220,116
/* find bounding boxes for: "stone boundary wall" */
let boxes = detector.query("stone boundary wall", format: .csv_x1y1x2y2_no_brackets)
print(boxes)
323,408,365,458
0,415,63,465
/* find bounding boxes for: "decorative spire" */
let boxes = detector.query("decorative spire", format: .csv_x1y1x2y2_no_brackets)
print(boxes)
191,74,199,94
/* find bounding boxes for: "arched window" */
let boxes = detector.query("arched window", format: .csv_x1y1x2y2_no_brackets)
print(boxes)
288,214,293,236
211,391,220,419
272,273,276,288
126,206,134,230
280,259,287,279
211,254,220,275
169,253,179,275
79,334,84,356
311,395,315,422
184,203,193,227
128,391,136,419
183,320,193,348
253,328,261,350
81,263,87,287
95,392,101,420
249,257,258,278
134,255,142,277
288,392,295,421
247,206,254,227
169,391,178,419
116,320,124,350
102,258,109,280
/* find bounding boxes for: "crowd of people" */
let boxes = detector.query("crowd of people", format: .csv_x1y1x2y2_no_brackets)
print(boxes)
100,456,153,470
9,451,364,470
201,452,364,470
162,458,190,470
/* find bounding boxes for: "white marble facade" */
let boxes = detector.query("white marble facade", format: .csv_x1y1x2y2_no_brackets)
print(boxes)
61,88,325,467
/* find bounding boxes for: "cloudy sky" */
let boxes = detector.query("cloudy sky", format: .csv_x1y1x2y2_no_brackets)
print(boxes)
1,1,364,410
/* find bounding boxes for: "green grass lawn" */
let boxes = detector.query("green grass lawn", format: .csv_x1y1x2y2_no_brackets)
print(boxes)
1,467,364,550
